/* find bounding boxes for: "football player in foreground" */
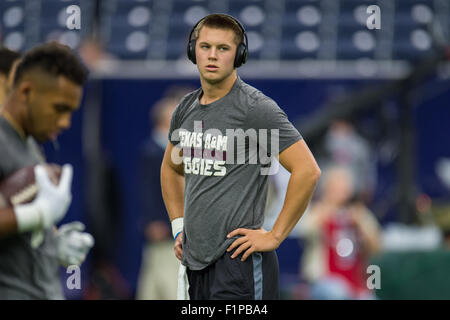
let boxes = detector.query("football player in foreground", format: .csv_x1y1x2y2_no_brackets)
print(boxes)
0,42,94,299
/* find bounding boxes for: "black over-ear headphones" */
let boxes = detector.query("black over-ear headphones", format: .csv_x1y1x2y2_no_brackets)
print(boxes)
187,14,248,68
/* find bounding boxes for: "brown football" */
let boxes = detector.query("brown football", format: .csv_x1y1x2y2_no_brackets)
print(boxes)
0,164,62,209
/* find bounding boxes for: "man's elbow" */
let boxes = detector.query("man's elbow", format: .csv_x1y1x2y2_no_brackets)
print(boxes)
292,163,321,185
303,163,321,184
311,166,321,183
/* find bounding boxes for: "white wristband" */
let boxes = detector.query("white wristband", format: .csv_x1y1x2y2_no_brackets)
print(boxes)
171,217,184,240
14,203,42,233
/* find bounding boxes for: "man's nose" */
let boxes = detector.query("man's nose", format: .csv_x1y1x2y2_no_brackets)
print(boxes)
208,47,217,59
58,114,72,130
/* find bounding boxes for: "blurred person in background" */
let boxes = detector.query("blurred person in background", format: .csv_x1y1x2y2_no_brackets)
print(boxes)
78,37,118,74
320,119,376,204
263,159,292,232
136,87,193,300
264,118,378,267
298,165,381,300
0,47,21,107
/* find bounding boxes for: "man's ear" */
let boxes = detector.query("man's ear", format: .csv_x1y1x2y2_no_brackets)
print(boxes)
18,81,32,101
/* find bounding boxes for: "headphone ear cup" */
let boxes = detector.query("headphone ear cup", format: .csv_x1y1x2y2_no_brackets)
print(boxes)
241,44,248,66
187,39,197,64
234,43,248,68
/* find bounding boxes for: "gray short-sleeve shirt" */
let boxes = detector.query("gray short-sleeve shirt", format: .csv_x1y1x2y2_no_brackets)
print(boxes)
169,77,302,270
0,116,63,299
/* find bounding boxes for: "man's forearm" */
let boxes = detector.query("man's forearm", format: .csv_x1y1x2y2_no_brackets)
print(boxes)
161,163,185,222
271,168,320,243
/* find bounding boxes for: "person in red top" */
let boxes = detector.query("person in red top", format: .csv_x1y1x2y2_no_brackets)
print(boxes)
299,165,381,299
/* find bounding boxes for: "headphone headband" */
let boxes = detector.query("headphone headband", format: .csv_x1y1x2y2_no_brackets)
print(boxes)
187,14,248,68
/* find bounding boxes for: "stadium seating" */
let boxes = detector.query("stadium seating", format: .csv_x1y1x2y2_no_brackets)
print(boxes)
1,0,448,61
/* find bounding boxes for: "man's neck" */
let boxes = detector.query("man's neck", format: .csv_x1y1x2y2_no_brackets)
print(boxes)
1,99,27,140
199,72,237,105
0,89,6,108
0,75,7,106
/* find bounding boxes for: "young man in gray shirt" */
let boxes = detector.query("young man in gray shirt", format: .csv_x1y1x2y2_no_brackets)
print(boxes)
161,14,321,299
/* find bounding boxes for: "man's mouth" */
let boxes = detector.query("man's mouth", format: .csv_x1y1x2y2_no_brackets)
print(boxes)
48,132,60,141
205,65,219,71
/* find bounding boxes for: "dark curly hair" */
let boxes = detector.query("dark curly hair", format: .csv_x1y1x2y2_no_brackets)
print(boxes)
14,42,88,86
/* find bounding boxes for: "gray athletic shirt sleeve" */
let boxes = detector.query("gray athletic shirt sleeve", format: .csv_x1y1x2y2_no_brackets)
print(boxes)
168,77,302,270
0,117,64,299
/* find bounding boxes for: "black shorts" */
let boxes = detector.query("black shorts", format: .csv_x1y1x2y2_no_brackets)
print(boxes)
186,250,279,300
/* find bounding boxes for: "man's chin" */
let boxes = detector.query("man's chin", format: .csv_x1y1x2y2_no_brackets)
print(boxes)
34,136,47,143
204,77,222,85
33,134,51,143
201,72,227,85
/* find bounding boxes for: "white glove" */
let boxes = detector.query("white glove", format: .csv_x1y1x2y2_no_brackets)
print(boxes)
14,164,73,232
56,221,94,267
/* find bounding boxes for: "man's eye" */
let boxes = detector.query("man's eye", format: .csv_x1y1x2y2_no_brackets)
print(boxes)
54,105,70,113
219,47,228,51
